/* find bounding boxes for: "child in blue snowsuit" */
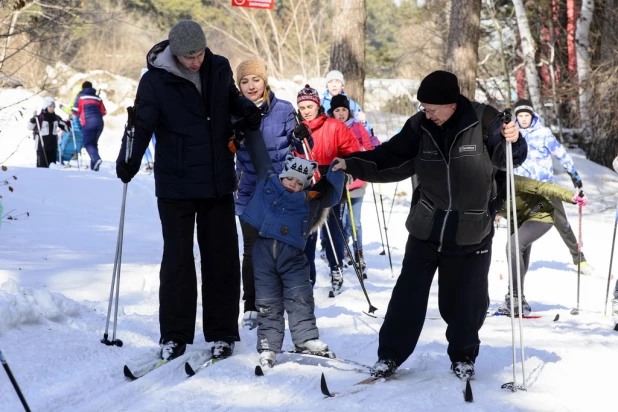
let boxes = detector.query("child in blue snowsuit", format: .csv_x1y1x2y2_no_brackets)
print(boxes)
241,128,344,368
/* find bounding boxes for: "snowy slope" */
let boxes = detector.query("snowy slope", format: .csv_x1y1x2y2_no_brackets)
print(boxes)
1,90,618,411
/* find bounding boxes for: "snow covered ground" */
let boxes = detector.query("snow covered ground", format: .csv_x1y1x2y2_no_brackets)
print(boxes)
1,88,618,411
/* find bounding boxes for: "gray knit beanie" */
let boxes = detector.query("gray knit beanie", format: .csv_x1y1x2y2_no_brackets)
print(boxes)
169,20,207,57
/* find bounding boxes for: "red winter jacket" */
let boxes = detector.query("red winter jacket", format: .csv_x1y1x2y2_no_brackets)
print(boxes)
302,115,360,167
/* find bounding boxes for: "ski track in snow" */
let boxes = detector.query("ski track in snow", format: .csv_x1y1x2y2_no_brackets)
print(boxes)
1,89,618,411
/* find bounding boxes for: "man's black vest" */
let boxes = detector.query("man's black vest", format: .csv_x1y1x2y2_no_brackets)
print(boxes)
406,103,495,246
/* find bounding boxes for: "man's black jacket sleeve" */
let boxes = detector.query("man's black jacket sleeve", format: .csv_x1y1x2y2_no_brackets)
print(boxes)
343,116,420,183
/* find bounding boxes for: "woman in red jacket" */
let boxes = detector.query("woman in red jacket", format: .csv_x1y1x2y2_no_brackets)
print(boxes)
295,84,360,293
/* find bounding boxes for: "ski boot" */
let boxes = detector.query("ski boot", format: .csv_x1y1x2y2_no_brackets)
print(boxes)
371,358,397,378
160,340,186,361
294,339,335,358
258,350,276,369
497,293,531,316
451,360,475,379
242,311,259,330
211,341,235,358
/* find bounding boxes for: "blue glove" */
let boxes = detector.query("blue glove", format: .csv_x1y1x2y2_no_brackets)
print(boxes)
570,172,583,189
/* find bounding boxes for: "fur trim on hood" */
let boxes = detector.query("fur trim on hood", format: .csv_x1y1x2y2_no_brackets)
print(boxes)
309,208,330,234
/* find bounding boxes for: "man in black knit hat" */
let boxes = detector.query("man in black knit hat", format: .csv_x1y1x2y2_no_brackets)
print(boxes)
332,70,528,380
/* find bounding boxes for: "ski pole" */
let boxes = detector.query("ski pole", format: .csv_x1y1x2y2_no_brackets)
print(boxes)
571,190,584,316
378,183,394,278
370,183,386,255
499,108,526,392
33,116,50,167
0,349,31,412
345,183,364,278
69,119,80,170
330,205,378,314
102,106,135,347
603,205,618,316
387,182,399,228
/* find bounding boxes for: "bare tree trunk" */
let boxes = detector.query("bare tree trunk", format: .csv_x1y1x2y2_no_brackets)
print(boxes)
588,0,618,166
567,0,578,77
486,0,512,107
512,0,544,120
445,0,481,100
330,0,366,106
0,11,21,74
576,0,595,143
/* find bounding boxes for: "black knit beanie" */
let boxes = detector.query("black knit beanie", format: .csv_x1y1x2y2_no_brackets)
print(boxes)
417,70,460,105
328,94,350,116
514,99,534,116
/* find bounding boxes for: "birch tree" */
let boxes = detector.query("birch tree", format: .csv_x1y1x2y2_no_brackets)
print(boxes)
445,0,482,100
330,0,366,106
512,0,544,119
575,0,594,142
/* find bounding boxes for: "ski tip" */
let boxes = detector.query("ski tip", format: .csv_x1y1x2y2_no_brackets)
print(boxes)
123,365,137,380
320,373,334,397
614,323,618,331
185,361,196,377
464,378,473,402
362,311,377,318
553,314,560,322
255,365,264,376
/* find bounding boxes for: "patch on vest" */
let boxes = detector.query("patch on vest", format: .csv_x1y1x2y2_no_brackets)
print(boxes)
459,145,477,153
422,150,438,156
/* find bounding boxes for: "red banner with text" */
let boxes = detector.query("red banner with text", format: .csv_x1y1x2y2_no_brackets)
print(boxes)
231,0,274,10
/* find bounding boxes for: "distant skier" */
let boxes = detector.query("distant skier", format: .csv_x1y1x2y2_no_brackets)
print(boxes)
28,97,67,168
321,70,372,134
73,81,106,171
494,173,588,316
240,124,344,369
513,99,592,275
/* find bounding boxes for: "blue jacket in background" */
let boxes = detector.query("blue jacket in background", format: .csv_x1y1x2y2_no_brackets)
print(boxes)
117,41,254,199
321,90,372,134
240,129,344,250
514,112,577,183
73,87,106,130
235,91,296,216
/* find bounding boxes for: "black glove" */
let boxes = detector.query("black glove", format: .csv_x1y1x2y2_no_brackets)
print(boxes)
345,173,354,187
294,123,314,148
569,171,583,189
242,106,262,131
116,161,140,184
30,117,36,124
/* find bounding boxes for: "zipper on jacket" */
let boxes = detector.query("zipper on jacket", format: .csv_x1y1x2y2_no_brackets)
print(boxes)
422,119,478,252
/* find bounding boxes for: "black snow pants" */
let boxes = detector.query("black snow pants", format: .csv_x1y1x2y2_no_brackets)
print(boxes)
378,235,491,366
157,195,241,345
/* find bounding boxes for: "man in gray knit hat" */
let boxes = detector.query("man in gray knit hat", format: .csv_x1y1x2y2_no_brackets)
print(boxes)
116,20,262,362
